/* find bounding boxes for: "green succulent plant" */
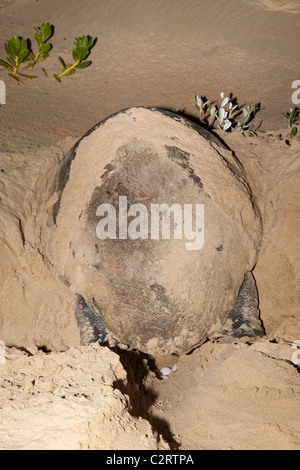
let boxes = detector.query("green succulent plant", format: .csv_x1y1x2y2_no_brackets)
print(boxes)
194,92,259,136
0,26,95,83
0,36,36,81
282,107,299,137
54,35,94,82
27,22,53,68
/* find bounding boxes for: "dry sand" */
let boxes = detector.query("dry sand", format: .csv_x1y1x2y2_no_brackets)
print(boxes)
0,0,299,450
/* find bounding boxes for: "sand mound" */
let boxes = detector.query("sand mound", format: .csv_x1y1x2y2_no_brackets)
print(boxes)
0,335,299,450
150,337,300,450
0,343,169,450
0,130,299,450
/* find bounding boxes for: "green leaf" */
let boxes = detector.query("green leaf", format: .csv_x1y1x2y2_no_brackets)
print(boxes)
18,71,37,79
75,60,91,69
291,127,297,136
73,45,87,61
6,56,16,66
230,109,241,118
74,36,85,47
18,47,30,63
23,54,32,63
40,23,51,38
0,58,13,70
8,73,20,82
39,43,51,54
4,42,10,55
33,23,53,54
74,35,93,50
72,47,79,61
20,37,28,52
54,73,61,82
7,36,21,57
34,32,43,46
77,45,88,60
58,56,66,68
4,36,29,65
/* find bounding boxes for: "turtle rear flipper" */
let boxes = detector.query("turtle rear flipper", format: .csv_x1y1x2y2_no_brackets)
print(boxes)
75,294,117,346
216,272,265,339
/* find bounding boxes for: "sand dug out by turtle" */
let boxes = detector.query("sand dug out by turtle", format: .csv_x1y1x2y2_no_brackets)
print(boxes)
42,107,264,375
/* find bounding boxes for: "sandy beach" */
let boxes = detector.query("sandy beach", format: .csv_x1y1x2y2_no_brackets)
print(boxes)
0,0,299,450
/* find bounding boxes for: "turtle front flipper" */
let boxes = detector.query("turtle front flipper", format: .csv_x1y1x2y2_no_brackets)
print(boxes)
216,272,265,339
75,294,117,346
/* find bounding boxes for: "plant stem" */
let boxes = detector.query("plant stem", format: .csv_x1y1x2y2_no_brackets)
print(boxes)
58,59,80,78
29,51,40,68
